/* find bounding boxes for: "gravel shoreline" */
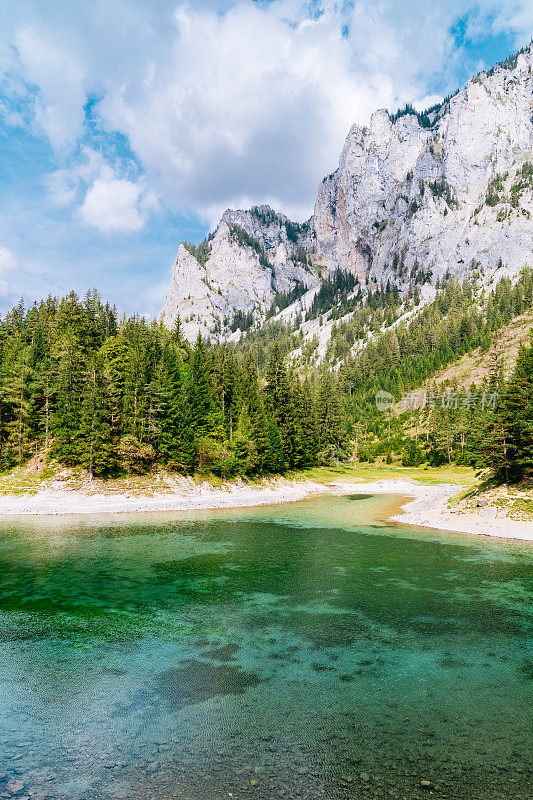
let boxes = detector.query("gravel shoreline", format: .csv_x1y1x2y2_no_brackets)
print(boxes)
0,476,530,540
0,477,327,517
331,479,533,541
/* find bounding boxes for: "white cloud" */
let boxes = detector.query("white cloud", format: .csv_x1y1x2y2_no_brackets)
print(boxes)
97,2,399,219
45,148,110,207
45,169,79,207
0,246,18,297
2,0,533,225
414,94,446,112
79,176,144,234
0,246,17,272
463,1,533,46
45,148,150,234
14,26,87,150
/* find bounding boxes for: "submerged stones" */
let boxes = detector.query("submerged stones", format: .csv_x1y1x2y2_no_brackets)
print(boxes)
203,643,239,662
156,658,261,709
5,779,24,794
2,504,533,800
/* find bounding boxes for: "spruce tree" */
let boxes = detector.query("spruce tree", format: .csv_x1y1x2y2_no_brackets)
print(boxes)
78,357,115,478
501,337,533,480
50,331,87,466
189,334,213,439
160,350,195,473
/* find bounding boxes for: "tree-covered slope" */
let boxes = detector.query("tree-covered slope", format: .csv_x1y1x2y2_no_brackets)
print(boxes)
0,292,349,479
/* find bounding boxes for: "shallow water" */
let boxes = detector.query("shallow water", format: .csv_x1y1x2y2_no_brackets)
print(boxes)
0,494,532,800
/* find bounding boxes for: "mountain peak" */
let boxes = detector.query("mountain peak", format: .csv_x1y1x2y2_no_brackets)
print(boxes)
161,45,533,342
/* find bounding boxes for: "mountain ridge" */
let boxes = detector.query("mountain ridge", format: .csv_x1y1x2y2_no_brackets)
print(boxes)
160,42,533,343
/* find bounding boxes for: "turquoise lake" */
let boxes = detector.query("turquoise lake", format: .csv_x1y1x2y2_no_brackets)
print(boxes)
0,494,531,800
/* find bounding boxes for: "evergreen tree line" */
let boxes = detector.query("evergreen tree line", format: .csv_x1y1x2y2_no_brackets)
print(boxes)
337,268,533,480
339,268,533,405
0,291,349,478
353,335,533,483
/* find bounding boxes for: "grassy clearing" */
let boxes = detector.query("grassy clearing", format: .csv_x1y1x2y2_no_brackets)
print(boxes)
509,496,533,520
454,481,533,521
421,311,533,391
0,461,57,495
296,463,477,487
0,460,182,497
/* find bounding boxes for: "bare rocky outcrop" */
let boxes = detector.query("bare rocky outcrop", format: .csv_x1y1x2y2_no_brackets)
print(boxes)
313,46,533,287
159,207,317,341
160,45,533,341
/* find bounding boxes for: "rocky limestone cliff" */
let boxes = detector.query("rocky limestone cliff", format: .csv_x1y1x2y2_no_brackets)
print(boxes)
160,44,533,341
159,207,317,341
313,45,533,287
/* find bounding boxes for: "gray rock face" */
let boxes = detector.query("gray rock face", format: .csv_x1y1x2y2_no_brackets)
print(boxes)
313,46,533,287
159,207,317,341
160,46,533,341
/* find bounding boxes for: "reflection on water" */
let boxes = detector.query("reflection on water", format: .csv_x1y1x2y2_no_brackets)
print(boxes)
0,494,532,800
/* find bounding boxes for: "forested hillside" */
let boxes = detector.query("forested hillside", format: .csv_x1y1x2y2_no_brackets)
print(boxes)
0,292,348,479
0,267,532,485
336,267,533,479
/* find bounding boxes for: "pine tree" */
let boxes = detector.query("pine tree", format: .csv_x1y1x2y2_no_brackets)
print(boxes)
316,372,348,459
100,335,129,443
3,346,31,464
265,345,299,468
501,337,533,480
50,331,87,465
266,420,284,473
292,379,318,467
159,350,195,472
78,357,115,478
189,334,213,439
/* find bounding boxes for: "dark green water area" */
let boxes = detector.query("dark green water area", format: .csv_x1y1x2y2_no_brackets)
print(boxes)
0,494,531,800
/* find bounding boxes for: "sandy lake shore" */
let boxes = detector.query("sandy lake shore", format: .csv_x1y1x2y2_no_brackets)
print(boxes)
330,479,533,542
0,475,531,541
0,476,326,517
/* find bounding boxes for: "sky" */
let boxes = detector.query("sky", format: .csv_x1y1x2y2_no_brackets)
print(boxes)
0,1,531,318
